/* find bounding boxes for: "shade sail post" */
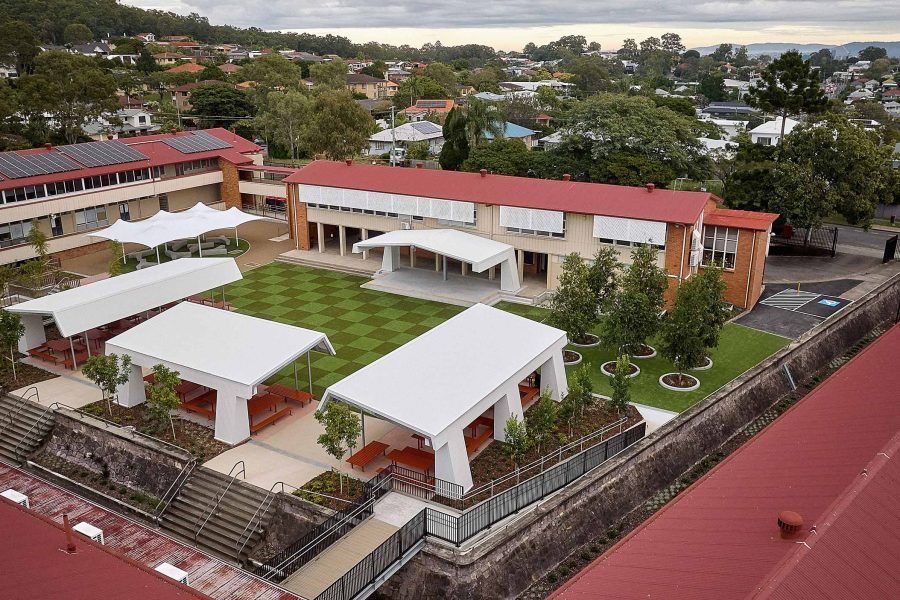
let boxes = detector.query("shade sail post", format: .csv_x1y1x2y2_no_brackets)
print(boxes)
69,337,77,369
234,227,238,246
122,245,126,264
361,410,366,448
293,361,298,390
443,255,448,281
307,350,313,395
197,236,203,258
156,246,160,264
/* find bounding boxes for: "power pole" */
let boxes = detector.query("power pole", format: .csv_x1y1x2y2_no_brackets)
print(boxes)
390,105,397,166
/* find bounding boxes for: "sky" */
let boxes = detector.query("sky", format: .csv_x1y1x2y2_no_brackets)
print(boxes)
122,0,900,51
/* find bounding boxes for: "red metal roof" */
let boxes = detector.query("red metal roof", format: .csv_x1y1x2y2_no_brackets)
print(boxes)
0,129,260,191
285,161,714,224
550,322,900,600
0,499,210,600
705,207,779,231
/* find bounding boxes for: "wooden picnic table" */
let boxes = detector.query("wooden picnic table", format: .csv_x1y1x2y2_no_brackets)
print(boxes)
45,338,85,354
247,393,279,423
347,440,389,471
411,433,426,449
387,446,435,474
267,384,314,406
86,328,111,341
175,381,202,400
467,415,494,437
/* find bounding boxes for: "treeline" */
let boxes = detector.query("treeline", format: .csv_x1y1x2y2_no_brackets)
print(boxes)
0,0,498,63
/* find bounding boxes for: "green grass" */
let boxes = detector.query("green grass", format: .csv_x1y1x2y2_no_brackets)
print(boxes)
226,265,789,412
120,239,249,273
495,301,789,413
823,213,899,229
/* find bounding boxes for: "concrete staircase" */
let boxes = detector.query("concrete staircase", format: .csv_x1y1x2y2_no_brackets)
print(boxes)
0,391,54,465
159,466,275,564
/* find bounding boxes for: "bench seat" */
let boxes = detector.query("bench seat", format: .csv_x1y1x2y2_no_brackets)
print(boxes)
347,440,389,471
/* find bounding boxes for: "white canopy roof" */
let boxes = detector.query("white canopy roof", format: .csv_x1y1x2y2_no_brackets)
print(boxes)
322,304,567,444
353,229,515,273
105,302,335,394
8,258,242,337
90,203,265,249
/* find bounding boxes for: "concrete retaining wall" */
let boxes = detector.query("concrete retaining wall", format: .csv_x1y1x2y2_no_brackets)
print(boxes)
380,273,900,599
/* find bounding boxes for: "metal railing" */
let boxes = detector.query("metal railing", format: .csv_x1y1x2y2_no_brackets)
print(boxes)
0,387,40,437
235,480,290,561
771,225,838,257
12,401,60,464
193,460,246,542
154,456,198,523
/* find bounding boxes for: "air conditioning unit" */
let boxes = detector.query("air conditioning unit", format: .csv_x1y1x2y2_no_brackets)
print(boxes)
1,488,29,508
155,562,190,585
73,521,105,545
689,249,701,267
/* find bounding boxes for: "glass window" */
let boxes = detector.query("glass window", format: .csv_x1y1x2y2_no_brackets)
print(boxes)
702,226,738,269
74,205,109,232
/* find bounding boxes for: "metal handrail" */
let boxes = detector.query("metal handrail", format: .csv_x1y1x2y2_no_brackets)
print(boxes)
0,386,40,437
154,456,198,522
194,460,246,542
235,480,287,560
12,401,60,463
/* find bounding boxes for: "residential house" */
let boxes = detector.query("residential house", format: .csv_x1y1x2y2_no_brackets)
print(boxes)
534,113,552,127
484,122,538,149
283,161,779,309
285,51,327,63
153,52,187,66
83,109,160,140
749,117,799,145
698,137,739,158
883,101,900,117
169,41,202,52
166,62,205,75
849,60,871,73
71,42,112,57
134,33,156,43
387,68,412,83
399,99,456,122
473,91,505,102
346,73,397,99
171,80,232,112
723,78,753,98
367,121,445,156
706,118,748,140
702,101,761,118
219,63,241,75
355,98,392,115
456,84,477,97
0,65,17,79
161,35,191,42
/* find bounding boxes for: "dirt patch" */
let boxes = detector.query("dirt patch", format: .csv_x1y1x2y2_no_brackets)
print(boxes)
79,401,229,463
0,359,58,392
294,470,366,510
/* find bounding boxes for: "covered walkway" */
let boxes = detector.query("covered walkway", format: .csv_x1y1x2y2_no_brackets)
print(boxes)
321,303,568,491
105,302,335,445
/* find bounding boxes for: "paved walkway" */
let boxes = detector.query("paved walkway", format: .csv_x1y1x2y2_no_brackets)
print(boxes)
0,463,296,600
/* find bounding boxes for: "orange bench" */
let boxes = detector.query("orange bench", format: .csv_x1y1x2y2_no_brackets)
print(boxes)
183,390,216,419
347,441,389,471
28,349,63,365
250,406,292,433
466,428,494,456
63,351,90,370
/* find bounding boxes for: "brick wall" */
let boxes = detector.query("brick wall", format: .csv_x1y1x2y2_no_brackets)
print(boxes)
218,158,241,209
288,185,310,250
52,240,108,261
663,223,693,307
700,227,765,309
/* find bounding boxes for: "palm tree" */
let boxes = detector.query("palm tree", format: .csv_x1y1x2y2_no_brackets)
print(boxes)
464,99,505,148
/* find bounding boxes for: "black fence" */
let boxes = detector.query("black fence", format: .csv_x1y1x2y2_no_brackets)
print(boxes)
316,510,427,600
770,225,838,257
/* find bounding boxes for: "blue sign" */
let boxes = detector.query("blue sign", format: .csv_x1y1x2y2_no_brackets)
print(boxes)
818,299,840,307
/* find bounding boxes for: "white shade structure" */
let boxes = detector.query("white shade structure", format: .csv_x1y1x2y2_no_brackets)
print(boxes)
9,258,242,353
107,302,336,444
321,304,568,491
89,202,266,250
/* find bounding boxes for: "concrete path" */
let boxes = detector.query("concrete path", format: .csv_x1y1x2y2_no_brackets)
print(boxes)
13,364,98,409
280,517,399,599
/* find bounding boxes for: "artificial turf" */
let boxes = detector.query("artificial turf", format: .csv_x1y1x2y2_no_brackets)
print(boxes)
227,263,789,412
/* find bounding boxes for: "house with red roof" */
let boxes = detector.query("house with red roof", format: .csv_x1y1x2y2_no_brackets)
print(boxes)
549,321,900,600
283,161,778,308
167,62,205,75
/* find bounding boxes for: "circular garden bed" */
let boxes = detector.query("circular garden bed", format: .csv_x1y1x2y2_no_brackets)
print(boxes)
691,356,714,371
601,360,640,379
659,372,700,391
563,350,583,366
570,333,601,348
629,344,657,359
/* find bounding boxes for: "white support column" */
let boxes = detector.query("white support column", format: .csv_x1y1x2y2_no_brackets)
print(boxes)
434,430,473,492
381,246,401,272
516,249,525,284
488,266,495,281
500,255,522,293
461,261,467,276
338,225,347,257
434,253,440,272
361,229,369,260
410,246,416,268
316,223,325,253
17,314,47,353
493,380,525,441
115,363,146,408
214,391,251,445
540,353,569,401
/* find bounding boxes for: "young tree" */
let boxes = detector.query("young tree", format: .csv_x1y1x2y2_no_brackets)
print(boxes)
659,277,707,377
0,310,25,382
605,244,667,354
694,266,728,351
146,364,181,441
82,353,133,416
746,50,827,145
547,253,598,345
607,355,632,416
315,401,361,493
502,415,531,477
586,247,620,315
527,390,558,453
559,362,594,437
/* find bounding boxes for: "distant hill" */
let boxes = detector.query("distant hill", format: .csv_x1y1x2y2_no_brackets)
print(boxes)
689,41,900,59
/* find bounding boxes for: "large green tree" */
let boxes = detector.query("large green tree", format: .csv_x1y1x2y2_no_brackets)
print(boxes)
463,98,504,148
255,90,310,160
63,23,93,45
188,84,253,129
422,63,458,96
0,20,40,75
392,76,448,109
746,50,827,144
547,253,598,345
461,138,530,176
303,89,373,159
438,106,469,170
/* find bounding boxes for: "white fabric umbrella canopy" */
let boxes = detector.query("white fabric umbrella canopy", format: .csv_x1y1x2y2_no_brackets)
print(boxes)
90,203,266,249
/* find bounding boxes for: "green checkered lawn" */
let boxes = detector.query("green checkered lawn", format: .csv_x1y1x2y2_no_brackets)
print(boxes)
225,263,464,396
225,263,788,413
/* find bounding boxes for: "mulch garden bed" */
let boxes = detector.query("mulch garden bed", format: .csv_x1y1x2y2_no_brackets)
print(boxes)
563,350,582,364
462,402,643,505
571,334,600,346
629,344,656,358
0,358,58,393
30,449,162,513
294,470,366,510
661,373,699,388
79,401,229,463
602,361,638,376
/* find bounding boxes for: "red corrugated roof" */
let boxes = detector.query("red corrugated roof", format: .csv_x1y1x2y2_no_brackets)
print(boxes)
706,207,779,231
286,161,714,224
0,499,210,599
550,323,900,600
0,129,260,191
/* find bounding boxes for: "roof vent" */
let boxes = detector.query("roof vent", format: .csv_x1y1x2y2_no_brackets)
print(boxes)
107,133,114,140
44,143,52,151
480,169,487,178
416,162,424,169
345,159,352,166
170,128,177,135
562,173,571,181
646,183,655,193
62,513,77,554
777,511,803,539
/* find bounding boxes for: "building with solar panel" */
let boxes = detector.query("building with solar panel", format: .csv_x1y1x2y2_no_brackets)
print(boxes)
398,99,456,122
367,121,446,156
0,129,293,265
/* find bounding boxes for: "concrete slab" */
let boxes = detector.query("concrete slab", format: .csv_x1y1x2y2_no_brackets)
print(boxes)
361,267,503,307
13,367,98,409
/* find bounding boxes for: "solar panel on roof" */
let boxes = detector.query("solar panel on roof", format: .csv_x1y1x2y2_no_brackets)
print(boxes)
0,151,81,179
58,140,148,168
162,131,233,154
410,121,441,135
417,100,447,108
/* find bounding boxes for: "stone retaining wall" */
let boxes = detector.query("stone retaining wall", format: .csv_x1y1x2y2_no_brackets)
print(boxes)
380,273,900,600
249,491,333,563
